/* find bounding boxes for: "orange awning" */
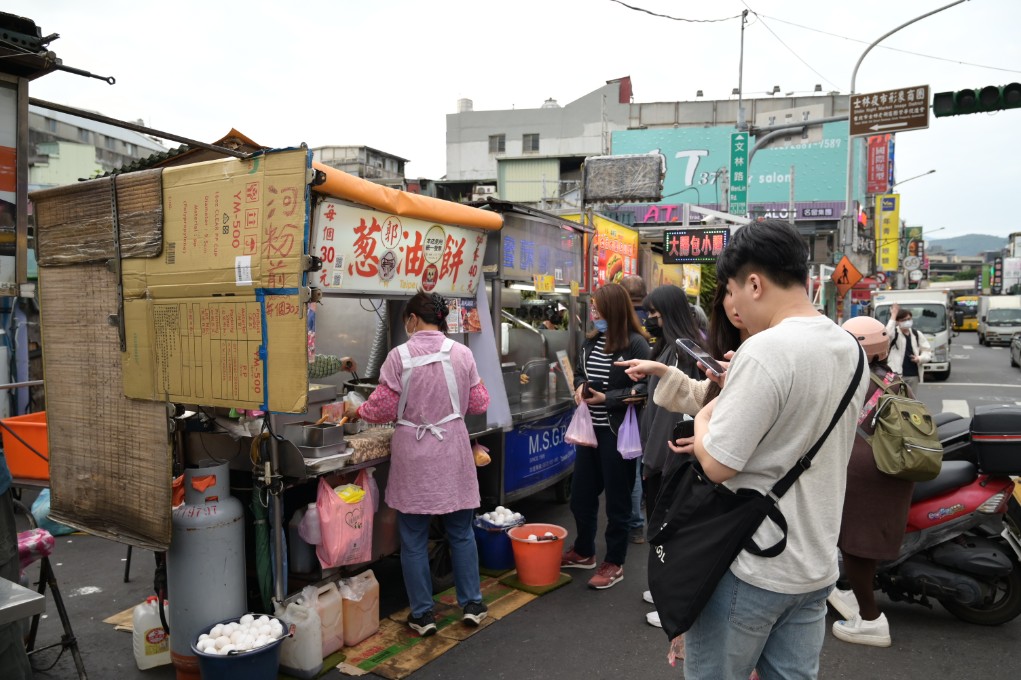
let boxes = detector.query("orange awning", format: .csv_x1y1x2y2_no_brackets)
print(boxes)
312,162,503,231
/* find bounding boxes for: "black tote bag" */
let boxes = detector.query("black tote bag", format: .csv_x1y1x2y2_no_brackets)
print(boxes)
647,348,864,640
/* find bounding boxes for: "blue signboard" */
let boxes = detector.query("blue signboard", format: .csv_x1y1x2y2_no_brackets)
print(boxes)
503,410,576,495
611,122,853,207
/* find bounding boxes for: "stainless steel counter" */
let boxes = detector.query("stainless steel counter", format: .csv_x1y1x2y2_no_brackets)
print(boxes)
510,396,575,425
0,576,45,625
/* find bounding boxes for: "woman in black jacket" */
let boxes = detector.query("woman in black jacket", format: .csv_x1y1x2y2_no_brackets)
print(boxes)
561,283,650,590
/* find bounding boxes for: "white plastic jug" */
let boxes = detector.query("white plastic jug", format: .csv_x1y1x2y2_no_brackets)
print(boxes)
316,582,344,658
276,600,323,680
340,570,380,647
132,596,171,669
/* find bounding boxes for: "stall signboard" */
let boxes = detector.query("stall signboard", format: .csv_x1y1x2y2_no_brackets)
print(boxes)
121,149,311,413
646,252,701,298
313,201,486,297
663,228,730,264
499,219,581,285
533,274,555,293
593,220,639,289
503,410,576,495
875,193,901,272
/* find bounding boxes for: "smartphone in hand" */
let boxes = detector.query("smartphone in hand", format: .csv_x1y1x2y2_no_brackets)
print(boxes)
675,338,726,377
672,419,695,442
582,381,593,399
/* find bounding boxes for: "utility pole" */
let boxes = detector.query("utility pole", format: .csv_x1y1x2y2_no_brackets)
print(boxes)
737,10,749,131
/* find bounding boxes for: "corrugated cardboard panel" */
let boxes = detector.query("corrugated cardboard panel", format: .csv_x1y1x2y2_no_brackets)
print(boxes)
122,149,310,299
39,264,171,550
31,169,164,266
122,293,307,412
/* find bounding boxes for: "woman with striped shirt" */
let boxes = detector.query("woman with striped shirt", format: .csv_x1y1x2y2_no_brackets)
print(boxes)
561,283,651,589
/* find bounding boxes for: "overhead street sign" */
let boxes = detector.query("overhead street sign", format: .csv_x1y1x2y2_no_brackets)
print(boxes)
729,132,748,215
849,85,930,137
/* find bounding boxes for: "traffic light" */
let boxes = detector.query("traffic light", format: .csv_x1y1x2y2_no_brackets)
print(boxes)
933,83,1021,117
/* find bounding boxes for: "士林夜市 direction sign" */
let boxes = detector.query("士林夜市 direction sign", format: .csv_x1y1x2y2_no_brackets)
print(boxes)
850,85,930,137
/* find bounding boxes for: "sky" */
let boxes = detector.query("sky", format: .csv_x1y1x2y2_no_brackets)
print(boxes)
14,0,1021,239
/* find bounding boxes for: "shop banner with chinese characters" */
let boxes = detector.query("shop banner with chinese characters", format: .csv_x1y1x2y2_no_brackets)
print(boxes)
663,228,730,265
875,193,900,273
866,134,893,195
592,220,639,289
313,201,486,297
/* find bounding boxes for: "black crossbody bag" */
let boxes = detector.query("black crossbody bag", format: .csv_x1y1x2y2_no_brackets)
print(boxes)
647,347,865,640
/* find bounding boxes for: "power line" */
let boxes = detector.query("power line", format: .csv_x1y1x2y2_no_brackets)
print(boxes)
758,13,1021,76
741,2,842,90
608,0,743,22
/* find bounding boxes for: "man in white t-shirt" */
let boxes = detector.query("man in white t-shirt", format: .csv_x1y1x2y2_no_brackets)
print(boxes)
684,219,868,680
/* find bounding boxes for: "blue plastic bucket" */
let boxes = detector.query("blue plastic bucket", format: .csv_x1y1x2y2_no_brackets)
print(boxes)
474,523,516,571
191,615,286,680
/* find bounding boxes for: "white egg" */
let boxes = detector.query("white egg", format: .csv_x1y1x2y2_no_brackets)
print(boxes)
257,615,270,626
198,633,210,642
223,643,236,653
240,614,255,626
209,624,224,638
495,506,506,513
513,513,523,521
527,534,537,541
545,531,555,537
214,635,229,650
270,624,283,638
228,631,241,644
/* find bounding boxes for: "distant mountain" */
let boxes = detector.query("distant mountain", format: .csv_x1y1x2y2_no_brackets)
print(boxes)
926,234,1008,257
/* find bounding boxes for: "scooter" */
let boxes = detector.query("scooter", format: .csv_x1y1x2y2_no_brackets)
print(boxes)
849,405,1021,625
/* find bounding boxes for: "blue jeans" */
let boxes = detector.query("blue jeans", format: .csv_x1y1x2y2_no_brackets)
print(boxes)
570,426,637,566
628,460,644,531
684,569,831,680
397,509,482,618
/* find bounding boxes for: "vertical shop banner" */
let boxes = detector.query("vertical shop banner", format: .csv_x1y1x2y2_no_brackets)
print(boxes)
729,132,748,214
991,257,1003,295
592,221,639,289
313,201,487,297
875,194,901,273
866,134,892,195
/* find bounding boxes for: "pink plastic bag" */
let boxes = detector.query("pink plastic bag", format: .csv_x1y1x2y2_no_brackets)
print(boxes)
316,469,375,568
18,528,54,572
565,401,598,448
617,404,642,460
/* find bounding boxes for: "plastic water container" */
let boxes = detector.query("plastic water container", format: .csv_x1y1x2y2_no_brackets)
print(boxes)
288,507,318,574
133,596,171,669
315,582,344,658
276,601,323,680
340,570,380,647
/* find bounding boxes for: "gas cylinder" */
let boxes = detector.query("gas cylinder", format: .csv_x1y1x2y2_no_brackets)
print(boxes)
166,462,246,680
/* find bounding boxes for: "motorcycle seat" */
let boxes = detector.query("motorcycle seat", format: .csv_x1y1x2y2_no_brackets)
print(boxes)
933,412,965,427
911,460,977,503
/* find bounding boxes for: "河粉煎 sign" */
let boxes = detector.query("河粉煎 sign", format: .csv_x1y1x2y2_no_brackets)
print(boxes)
850,86,930,137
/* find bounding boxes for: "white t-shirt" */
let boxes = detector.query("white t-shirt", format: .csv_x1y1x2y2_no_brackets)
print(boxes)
703,315,867,594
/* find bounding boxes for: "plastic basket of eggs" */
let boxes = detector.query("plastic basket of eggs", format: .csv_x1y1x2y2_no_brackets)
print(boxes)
191,613,289,680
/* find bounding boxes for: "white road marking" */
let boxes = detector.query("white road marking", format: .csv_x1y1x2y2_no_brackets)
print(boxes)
950,354,970,360
962,345,975,350
941,400,970,418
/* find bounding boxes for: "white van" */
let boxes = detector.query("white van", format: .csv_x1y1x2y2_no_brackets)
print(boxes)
978,295,1021,346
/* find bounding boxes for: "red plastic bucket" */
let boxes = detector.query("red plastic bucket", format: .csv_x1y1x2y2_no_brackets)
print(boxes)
506,523,567,586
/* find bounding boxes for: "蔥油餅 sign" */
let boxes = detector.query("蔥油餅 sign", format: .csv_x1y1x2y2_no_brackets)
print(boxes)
312,200,487,297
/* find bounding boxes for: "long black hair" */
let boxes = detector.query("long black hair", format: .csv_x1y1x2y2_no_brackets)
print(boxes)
704,282,743,404
404,289,449,333
643,285,701,351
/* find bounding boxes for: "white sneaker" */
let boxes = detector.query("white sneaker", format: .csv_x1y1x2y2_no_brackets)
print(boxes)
646,610,662,628
642,590,655,605
832,613,891,647
826,588,860,620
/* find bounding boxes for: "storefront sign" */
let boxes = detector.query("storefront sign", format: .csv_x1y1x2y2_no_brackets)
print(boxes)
592,221,639,289
663,228,730,264
313,201,486,296
992,257,1003,295
533,274,555,293
875,194,901,273
503,410,576,495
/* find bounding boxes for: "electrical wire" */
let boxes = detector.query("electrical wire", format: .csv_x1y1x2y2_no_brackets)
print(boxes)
608,0,743,22
741,1,842,91
757,13,1021,76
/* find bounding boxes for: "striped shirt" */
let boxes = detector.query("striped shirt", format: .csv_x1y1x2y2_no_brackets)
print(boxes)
586,337,613,427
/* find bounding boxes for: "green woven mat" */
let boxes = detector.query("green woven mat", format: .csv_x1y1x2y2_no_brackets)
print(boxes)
498,571,572,595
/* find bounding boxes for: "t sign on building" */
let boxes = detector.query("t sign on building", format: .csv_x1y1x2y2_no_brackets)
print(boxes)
729,132,748,215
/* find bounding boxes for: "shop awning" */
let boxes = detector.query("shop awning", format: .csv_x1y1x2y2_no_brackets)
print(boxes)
312,162,503,231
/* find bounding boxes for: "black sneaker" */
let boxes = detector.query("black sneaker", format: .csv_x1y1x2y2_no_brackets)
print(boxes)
408,610,437,637
462,601,488,626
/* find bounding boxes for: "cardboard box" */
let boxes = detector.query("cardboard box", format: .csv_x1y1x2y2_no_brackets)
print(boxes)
120,149,312,412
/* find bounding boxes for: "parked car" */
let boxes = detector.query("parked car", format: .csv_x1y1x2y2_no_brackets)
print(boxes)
1011,332,1021,368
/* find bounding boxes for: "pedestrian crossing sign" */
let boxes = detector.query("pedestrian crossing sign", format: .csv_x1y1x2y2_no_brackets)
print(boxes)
832,256,863,297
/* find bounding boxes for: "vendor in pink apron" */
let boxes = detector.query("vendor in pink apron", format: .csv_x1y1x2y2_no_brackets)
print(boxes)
346,290,490,637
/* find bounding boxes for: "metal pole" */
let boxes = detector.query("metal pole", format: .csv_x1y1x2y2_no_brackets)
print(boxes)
789,165,796,225
840,0,969,320
737,10,749,130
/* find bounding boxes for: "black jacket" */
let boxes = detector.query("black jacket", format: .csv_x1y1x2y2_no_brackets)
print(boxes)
576,332,651,433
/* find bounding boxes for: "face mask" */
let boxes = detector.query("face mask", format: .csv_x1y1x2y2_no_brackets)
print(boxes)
593,319,608,333
899,320,913,330
644,316,663,338
405,316,417,337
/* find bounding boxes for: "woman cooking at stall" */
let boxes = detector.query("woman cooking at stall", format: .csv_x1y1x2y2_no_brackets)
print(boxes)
345,290,491,637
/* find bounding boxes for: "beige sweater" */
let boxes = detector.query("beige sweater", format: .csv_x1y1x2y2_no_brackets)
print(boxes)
652,366,711,416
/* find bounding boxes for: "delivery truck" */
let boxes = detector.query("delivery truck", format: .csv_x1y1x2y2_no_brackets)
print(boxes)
977,295,1021,346
871,288,952,381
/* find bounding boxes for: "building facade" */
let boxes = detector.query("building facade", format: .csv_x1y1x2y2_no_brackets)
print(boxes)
312,145,408,190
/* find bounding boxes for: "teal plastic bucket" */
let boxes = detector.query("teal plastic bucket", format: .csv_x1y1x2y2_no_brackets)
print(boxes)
191,615,286,680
